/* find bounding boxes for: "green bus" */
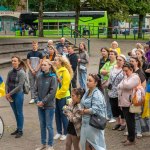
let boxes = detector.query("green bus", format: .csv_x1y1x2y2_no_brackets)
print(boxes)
18,11,108,36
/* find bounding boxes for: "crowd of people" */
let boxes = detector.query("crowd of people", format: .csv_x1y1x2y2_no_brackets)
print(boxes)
0,38,150,150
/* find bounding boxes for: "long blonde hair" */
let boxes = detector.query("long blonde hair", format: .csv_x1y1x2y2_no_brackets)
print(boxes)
55,55,73,79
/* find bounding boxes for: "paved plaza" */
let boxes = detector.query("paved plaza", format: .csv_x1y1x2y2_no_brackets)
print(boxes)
0,38,150,150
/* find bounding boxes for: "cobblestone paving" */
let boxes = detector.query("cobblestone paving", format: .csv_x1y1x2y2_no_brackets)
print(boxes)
0,38,150,150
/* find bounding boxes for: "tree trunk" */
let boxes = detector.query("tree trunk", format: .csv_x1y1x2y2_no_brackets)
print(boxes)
107,18,113,38
138,14,144,39
38,0,44,37
75,4,80,38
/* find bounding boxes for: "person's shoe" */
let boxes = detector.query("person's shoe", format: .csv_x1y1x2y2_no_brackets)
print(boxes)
60,135,66,141
136,133,142,139
11,129,18,135
118,125,126,131
123,131,128,136
35,145,46,150
29,99,35,104
123,140,135,146
47,146,54,150
112,124,121,130
108,118,116,123
15,131,23,138
54,134,61,140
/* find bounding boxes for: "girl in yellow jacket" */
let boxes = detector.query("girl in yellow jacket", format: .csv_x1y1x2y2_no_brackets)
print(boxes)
54,55,73,141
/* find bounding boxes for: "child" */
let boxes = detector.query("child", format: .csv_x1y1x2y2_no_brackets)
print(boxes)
63,88,85,150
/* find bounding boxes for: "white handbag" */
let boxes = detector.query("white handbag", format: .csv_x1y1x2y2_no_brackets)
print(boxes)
129,104,142,113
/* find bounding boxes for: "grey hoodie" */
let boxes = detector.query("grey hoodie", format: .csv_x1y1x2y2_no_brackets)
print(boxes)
34,72,57,109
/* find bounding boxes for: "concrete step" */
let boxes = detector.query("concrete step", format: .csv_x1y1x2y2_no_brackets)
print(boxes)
0,39,79,69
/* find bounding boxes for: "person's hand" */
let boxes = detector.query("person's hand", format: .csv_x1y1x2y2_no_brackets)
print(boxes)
145,69,150,73
37,101,44,107
79,109,85,115
101,70,108,75
6,93,12,102
78,59,81,62
31,69,36,75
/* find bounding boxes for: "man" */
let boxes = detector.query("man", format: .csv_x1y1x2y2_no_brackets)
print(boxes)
42,40,54,57
56,37,68,55
67,46,78,88
27,41,43,104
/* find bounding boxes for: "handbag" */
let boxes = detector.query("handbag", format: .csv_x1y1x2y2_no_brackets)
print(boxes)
23,74,30,94
89,92,107,130
129,104,142,113
79,64,86,71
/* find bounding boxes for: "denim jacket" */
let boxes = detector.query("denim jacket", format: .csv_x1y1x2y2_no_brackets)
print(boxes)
81,87,107,123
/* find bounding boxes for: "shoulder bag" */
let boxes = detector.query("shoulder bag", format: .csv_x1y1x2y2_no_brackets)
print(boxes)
89,91,107,130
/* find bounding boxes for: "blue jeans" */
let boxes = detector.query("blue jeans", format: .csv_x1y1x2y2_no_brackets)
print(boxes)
55,98,68,135
38,108,55,146
104,88,113,119
135,114,142,134
10,92,24,131
78,69,87,90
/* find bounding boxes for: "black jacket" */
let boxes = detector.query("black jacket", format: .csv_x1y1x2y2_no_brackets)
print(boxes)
68,53,78,72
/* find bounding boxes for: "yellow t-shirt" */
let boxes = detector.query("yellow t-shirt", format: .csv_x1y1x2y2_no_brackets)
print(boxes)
110,47,121,55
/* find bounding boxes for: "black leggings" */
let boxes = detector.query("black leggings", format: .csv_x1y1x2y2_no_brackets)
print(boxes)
109,97,124,119
122,107,135,142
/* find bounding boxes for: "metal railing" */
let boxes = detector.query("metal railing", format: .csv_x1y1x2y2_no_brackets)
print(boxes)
62,24,91,55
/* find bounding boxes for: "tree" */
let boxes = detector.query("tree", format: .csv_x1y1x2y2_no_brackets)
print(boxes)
1,0,24,11
38,0,44,37
89,0,128,38
125,0,150,39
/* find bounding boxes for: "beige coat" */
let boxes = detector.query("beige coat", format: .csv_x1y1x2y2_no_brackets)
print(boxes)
118,73,140,107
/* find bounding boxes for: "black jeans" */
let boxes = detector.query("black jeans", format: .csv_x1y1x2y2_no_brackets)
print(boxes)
71,70,77,88
122,107,135,142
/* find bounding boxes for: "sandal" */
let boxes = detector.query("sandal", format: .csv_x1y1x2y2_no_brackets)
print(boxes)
112,124,121,130
118,125,126,131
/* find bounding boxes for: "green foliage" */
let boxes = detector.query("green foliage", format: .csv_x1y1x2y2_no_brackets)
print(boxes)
1,0,20,11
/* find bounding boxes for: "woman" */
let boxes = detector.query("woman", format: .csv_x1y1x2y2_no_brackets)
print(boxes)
43,45,57,61
78,42,89,90
118,63,139,146
136,49,147,74
110,41,121,55
54,55,73,141
80,74,107,150
130,56,146,88
108,55,126,131
100,50,117,122
34,59,57,150
6,56,26,138
130,56,146,138
132,43,144,56
98,47,109,73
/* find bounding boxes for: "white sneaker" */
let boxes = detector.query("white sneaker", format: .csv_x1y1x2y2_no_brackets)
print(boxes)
124,131,128,136
35,145,46,150
137,133,142,138
54,134,61,140
29,99,35,104
60,135,66,141
47,146,54,150
108,118,116,123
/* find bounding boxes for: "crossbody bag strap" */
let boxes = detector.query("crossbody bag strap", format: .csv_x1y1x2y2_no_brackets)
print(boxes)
111,69,123,85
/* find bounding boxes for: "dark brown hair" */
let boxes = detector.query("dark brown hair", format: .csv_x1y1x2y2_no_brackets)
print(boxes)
123,62,135,72
89,73,103,92
72,88,85,99
100,47,109,54
130,56,141,68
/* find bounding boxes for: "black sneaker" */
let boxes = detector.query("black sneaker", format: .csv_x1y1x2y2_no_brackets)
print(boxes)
15,131,23,138
11,129,18,135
